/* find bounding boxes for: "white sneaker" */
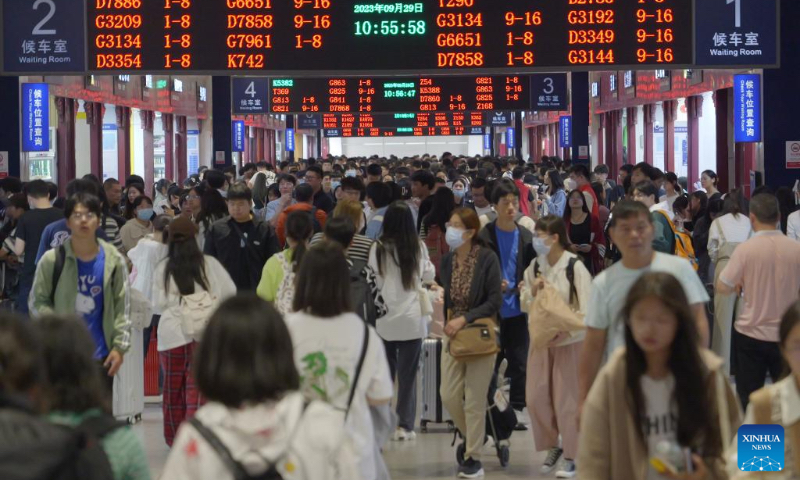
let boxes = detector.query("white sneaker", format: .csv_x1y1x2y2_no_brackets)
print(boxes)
540,447,563,474
514,409,529,426
556,459,577,478
391,428,417,441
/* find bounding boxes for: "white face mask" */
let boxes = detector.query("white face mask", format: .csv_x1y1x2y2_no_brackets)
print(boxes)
445,226,467,250
532,236,552,257
565,179,577,191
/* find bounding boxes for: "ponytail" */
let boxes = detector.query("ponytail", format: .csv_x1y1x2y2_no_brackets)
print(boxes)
285,210,314,272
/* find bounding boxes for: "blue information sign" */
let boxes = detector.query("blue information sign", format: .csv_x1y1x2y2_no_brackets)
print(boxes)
483,133,491,150
530,74,568,111
559,116,572,148
733,74,761,143
21,83,49,152
231,78,268,114
286,128,295,152
695,0,778,66
506,128,515,149
231,121,245,152
2,0,86,73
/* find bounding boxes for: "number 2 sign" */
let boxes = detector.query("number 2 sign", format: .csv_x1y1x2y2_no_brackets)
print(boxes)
1,0,87,73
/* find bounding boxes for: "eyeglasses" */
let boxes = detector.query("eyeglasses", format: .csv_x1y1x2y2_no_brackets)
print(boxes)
187,195,200,200
70,212,98,221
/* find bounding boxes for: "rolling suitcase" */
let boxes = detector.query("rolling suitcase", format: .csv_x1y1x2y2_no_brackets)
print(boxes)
420,338,453,432
113,327,144,424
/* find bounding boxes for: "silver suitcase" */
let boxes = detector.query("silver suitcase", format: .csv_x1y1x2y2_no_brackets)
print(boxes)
113,327,144,424
420,338,453,432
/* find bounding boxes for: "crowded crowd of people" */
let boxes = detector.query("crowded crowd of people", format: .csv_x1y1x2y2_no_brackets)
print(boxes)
1,153,800,480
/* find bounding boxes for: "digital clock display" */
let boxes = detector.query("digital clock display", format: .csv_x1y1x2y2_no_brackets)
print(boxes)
265,75,530,114
85,0,693,73
321,112,488,129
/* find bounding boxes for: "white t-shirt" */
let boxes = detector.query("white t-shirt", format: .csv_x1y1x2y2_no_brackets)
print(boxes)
708,213,752,263
368,240,435,341
584,252,710,359
285,311,393,480
153,255,237,351
642,375,678,480
786,210,800,242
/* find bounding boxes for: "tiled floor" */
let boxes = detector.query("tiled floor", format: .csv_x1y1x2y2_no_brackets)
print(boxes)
135,404,555,480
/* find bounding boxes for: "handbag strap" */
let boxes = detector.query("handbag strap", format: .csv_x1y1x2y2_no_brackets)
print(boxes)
533,258,578,306
230,219,263,261
346,320,369,419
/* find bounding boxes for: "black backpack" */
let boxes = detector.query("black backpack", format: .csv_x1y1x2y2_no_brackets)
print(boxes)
307,207,323,235
0,399,124,480
349,259,377,326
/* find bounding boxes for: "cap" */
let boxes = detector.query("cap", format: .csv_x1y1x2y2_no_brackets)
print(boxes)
168,216,197,241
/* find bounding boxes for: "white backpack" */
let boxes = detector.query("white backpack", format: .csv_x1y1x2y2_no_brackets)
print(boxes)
274,251,295,315
175,290,218,342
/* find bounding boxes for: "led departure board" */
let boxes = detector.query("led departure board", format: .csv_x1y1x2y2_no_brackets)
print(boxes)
84,0,693,73
325,126,484,137
267,75,529,113
321,112,486,129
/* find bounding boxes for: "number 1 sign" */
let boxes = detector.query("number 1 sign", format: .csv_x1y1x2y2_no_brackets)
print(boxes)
1,0,86,72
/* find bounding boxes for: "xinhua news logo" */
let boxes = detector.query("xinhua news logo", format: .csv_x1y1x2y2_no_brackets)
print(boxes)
738,425,785,472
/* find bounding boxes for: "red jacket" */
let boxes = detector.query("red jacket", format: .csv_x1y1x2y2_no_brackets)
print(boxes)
514,180,532,217
579,183,600,218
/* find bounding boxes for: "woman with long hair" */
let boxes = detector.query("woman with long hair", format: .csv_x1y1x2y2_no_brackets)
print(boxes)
153,216,236,446
368,201,435,442
122,183,145,220
37,315,151,480
285,241,394,480
439,207,503,478
256,210,313,314
727,300,800,479
564,189,605,275
160,295,359,480
451,177,469,207
251,171,270,218
521,215,592,478
420,187,456,278
702,170,722,202
708,190,752,375
660,172,683,213
578,272,740,479
544,170,567,218
120,195,154,254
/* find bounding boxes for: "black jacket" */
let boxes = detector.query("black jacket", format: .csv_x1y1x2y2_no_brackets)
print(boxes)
203,216,279,291
478,220,536,298
439,246,503,323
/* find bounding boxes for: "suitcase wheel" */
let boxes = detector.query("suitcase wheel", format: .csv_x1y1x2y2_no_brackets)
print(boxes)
447,420,455,432
498,445,510,467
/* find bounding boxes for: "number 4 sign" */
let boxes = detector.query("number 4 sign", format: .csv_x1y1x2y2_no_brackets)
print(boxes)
2,0,86,73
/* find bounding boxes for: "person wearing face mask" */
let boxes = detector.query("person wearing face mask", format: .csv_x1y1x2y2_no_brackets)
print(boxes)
120,195,154,254
452,177,468,207
439,207,503,479
521,215,592,478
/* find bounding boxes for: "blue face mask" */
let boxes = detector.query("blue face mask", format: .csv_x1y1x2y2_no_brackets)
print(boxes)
137,208,154,221
331,181,341,191
346,170,357,177
298,179,306,184
453,189,465,200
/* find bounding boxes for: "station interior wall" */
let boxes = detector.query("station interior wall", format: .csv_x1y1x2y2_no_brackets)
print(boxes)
330,134,484,158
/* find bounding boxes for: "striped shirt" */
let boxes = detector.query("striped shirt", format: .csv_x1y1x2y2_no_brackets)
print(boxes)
310,232,373,263
101,215,125,254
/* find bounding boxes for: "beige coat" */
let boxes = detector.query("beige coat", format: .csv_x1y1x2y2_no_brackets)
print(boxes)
578,348,742,480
